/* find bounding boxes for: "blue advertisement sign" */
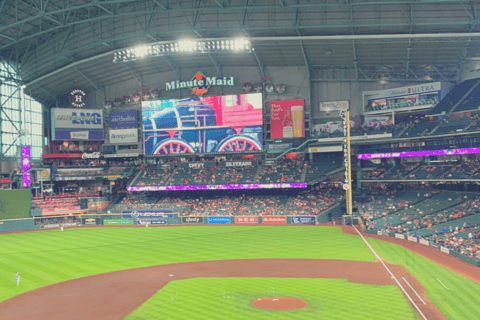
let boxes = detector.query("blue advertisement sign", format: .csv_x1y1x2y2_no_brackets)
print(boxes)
292,216,316,225
54,129,104,140
207,216,231,224
267,143,292,150
139,220,167,225
109,110,138,128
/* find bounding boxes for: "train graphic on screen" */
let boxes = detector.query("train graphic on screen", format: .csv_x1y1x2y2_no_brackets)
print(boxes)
142,93,263,154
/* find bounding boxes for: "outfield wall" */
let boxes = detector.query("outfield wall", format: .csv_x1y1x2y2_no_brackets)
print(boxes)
0,190,31,220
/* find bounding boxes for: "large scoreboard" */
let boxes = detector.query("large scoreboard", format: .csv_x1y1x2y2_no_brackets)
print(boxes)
142,93,263,155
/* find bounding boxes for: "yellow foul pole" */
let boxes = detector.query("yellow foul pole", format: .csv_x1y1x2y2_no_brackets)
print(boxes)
346,112,353,215
342,111,353,215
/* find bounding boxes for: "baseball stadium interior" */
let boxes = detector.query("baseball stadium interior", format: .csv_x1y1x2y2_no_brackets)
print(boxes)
3,1,480,319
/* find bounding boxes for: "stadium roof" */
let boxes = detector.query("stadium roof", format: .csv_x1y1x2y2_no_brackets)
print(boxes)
1,0,480,100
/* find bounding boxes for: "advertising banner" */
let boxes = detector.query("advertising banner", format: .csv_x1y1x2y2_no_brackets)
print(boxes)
431,243,439,249
121,210,173,214
408,236,417,242
104,220,134,225
358,147,480,160
219,160,258,168
109,128,138,144
319,100,349,112
22,146,31,188
138,220,167,225
441,246,450,254
82,218,98,225
266,143,292,150
207,216,231,224
127,182,307,192
182,216,204,224
142,93,263,155
262,216,287,224
395,233,405,239
109,110,138,128
52,108,103,129
270,99,305,139
178,162,216,169
234,216,259,224
308,146,343,153
36,168,51,181
420,239,429,246
53,129,104,141
291,216,316,225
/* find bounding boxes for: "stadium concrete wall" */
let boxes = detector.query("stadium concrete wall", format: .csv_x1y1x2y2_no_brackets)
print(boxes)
0,190,31,220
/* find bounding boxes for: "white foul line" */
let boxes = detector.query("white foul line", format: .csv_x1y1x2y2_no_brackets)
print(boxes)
403,277,426,305
437,278,450,290
352,225,428,320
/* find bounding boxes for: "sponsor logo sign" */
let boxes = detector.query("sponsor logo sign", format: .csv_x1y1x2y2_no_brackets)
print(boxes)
109,128,138,144
395,233,405,239
419,239,429,246
52,108,103,129
308,146,343,153
166,71,234,97
441,246,450,254
104,175,122,180
53,129,104,140
69,88,87,108
358,146,480,160
291,216,316,225
319,100,349,112
182,216,204,224
139,220,167,225
108,110,138,128
431,243,439,249
104,219,134,225
83,218,97,225
262,216,287,224
408,236,417,242
266,143,293,150
22,146,31,188
207,216,231,224
234,216,258,224
82,152,101,159
364,82,441,100
36,168,51,182
270,99,305,139
0,178,11,183
127,182,307,192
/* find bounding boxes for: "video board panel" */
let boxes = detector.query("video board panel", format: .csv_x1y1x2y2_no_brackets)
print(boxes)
142,93,263,155
270,99,305,139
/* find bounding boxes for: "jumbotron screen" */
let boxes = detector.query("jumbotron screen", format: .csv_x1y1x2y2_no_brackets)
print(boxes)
142,93,263,155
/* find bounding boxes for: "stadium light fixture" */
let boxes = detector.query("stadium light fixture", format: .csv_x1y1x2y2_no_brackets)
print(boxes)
113,38,252,63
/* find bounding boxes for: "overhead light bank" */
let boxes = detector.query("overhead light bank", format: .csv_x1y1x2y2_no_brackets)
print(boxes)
113,38,251,63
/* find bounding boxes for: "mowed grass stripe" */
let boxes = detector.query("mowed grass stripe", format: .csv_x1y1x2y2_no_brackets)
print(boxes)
0,226,375,302
125,278,416,320
367,237,480,320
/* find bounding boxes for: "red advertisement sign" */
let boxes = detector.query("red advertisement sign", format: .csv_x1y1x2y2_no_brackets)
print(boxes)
270,99,305,139
235,216,258,224
262,216,287,224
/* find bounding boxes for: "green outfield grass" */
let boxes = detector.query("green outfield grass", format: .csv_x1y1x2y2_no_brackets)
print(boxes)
368,238,480,320
0,226,374,302
125,277,417,320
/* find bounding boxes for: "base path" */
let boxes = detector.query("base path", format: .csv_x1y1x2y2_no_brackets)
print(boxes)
0,258,445,320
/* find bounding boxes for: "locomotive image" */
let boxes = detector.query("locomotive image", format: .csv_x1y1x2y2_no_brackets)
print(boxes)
142,93,263,154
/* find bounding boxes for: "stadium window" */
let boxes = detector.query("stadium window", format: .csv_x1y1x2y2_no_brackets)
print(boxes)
0,61,44,160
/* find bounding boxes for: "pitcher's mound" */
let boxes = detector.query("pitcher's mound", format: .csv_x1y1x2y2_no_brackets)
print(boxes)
252,297,308,310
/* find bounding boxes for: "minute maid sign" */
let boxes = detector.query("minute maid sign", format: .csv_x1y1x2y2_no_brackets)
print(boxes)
166,71,234,96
